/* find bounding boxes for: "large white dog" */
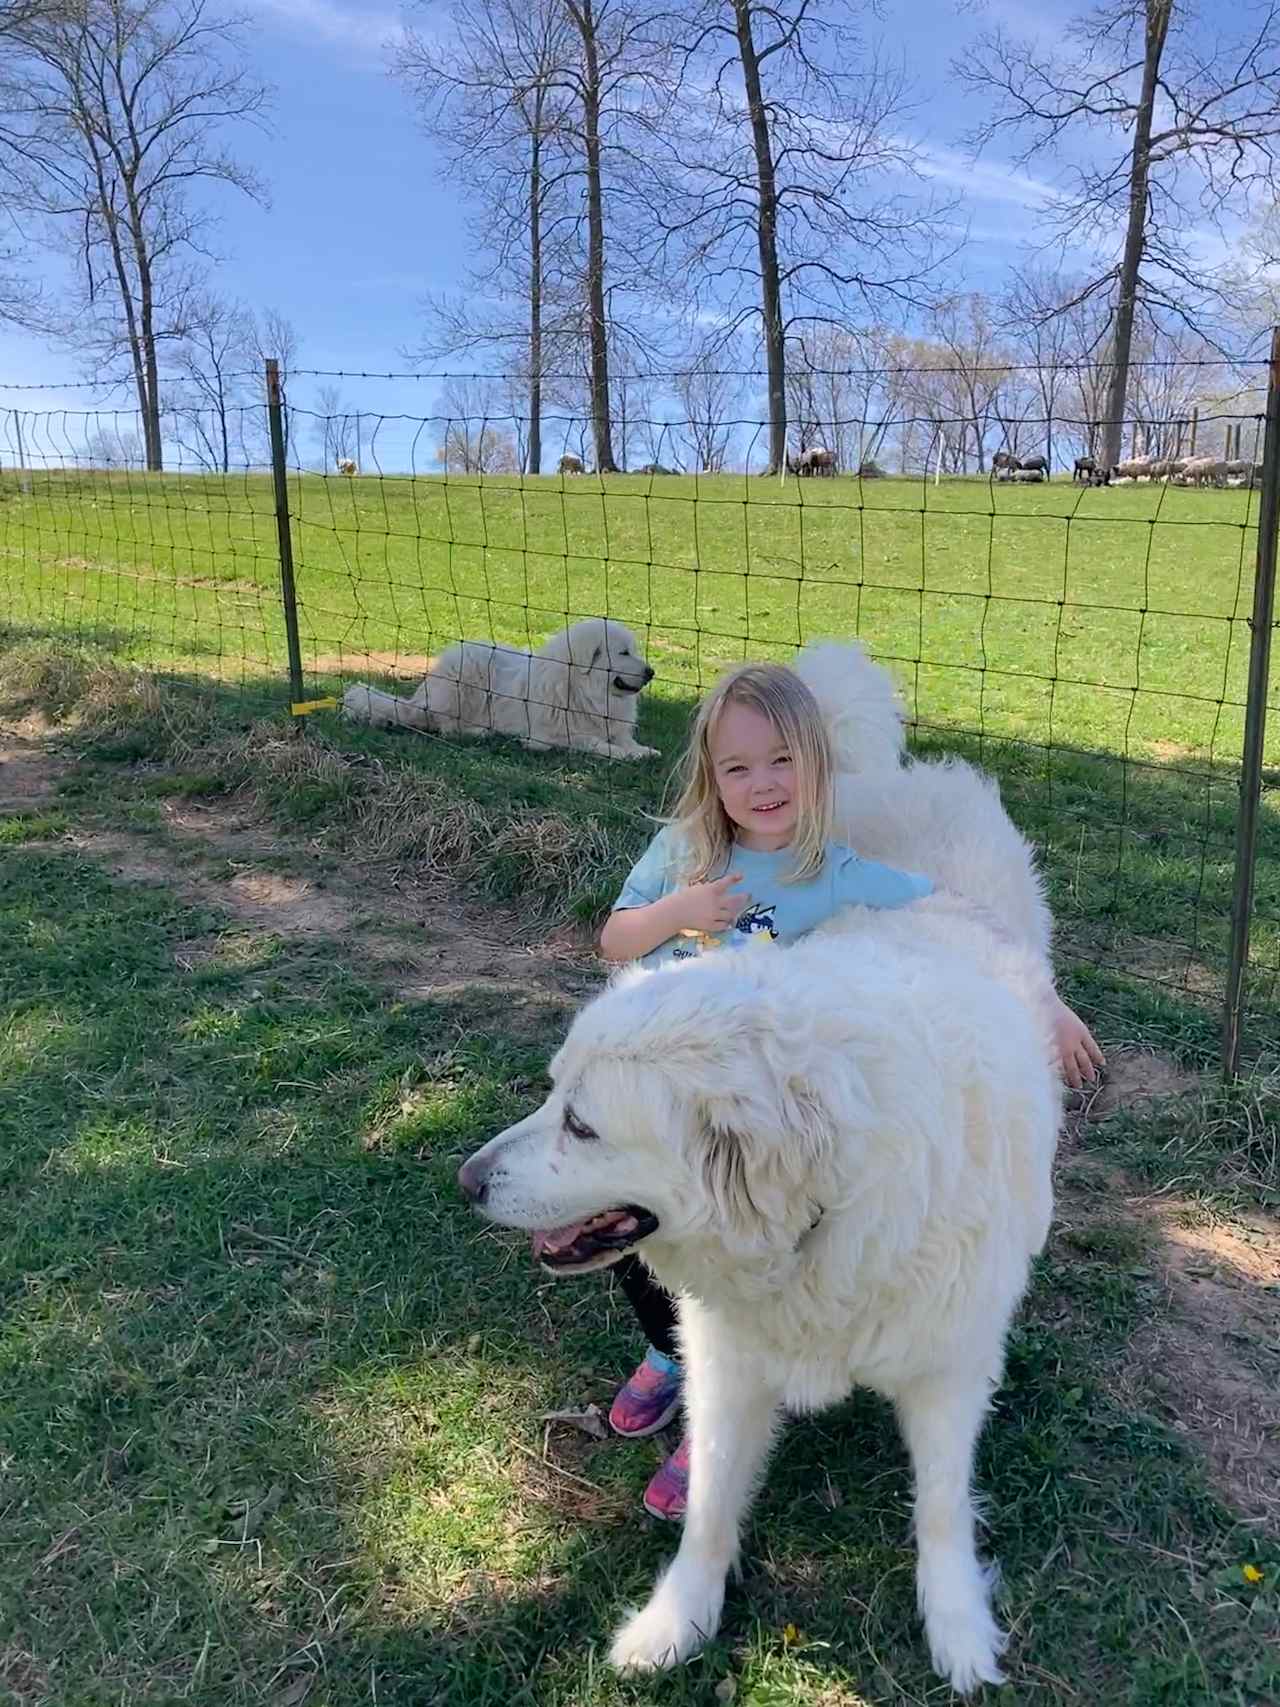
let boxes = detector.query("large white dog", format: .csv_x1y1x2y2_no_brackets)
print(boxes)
342,617,657,760
459,641,1064,1693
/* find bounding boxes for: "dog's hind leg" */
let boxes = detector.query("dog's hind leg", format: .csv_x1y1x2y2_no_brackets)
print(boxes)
894,1370,1008,1695
610,1310,781,1672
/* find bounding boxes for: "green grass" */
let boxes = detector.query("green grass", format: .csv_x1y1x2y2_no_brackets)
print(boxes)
2,802,1278,1707
3,463,1279,1058
0,466,1270,763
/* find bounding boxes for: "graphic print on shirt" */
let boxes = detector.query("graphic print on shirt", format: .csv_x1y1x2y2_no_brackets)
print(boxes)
734,901,779,943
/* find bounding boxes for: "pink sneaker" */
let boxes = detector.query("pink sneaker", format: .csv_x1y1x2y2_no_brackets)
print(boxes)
642,1436,690,1521
608,1348,682,1439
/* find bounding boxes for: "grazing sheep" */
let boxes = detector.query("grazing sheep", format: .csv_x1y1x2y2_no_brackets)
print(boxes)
1018,455,1049,479
1012,467,1045,483
1114,455,1154,481
992,450,1018,472
994,466,1014,483
336,457,357,476
559,454,585,475
1072,456,1097,483
789,446,836,477
1182,456,1226,488
636,463,676,475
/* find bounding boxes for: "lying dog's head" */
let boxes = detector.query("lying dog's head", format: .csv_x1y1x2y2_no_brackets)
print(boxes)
543,618,655,697
458,961,835,1278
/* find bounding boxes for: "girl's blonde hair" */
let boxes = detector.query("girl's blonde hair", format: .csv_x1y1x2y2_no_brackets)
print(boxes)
669,662,833,884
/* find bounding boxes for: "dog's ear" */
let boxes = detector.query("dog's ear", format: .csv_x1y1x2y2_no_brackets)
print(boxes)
695,1065,830,1247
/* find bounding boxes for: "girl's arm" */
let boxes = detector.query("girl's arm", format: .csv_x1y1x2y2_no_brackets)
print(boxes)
1052,992,1105,1089
599,874,749,962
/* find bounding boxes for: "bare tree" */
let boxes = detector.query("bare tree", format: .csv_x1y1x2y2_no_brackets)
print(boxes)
432,375,523,473
785,323,899,471
674,343,739,470
659,1,951,474
165,293,249,472
956,0,1280,468
83,420,143,466
396,0,578,475
556,0,675,472
313,383,359,470
0,0,268,471
165,297,299,471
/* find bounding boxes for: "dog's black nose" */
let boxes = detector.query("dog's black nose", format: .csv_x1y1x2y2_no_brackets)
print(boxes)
457,1154,489,1204
643,665,655,683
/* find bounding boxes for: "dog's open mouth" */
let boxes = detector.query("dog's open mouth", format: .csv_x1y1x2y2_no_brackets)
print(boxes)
532,1205,659,1274
612,676,645,694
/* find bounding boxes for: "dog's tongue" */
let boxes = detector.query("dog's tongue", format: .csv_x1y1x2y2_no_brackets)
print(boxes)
530,1210,637,1260
530,1220,592,1260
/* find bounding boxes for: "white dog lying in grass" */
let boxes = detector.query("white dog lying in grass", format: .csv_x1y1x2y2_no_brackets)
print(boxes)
459,641,1064,1693
342,616,657,760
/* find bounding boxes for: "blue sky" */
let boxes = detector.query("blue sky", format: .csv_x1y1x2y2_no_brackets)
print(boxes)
0,0,1264,458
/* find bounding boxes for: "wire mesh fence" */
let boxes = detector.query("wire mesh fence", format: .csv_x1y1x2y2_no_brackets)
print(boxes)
1,348,1277,1071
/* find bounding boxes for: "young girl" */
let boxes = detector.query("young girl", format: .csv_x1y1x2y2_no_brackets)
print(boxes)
595,662,1102,1520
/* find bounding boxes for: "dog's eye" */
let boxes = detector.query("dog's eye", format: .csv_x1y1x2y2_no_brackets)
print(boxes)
564,1106,598,1142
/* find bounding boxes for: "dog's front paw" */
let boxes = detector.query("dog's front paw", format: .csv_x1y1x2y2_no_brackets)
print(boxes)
624,744,660,760
609,1569,724,1672
925,1602,1007,1695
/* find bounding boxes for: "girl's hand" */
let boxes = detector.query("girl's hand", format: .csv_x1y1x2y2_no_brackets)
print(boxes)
1053,995,1105,1090
677,874,750,935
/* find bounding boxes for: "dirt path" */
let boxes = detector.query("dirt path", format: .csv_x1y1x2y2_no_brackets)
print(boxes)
0,715,71,812
1,715,600,1027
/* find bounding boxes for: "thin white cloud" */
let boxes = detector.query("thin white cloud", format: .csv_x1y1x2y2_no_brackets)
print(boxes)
912,140,1061,211
257,0,405,59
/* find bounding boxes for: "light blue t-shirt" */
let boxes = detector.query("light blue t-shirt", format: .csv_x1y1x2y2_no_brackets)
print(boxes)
613,825,932,968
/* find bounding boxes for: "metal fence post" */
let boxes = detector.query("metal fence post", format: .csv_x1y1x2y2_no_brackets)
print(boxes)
1222,324,1280,1078
265,358,306,725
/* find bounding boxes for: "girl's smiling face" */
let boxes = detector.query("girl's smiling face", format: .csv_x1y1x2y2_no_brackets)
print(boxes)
708,702,798,851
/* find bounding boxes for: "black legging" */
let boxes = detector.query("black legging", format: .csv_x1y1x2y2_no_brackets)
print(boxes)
612,1255,679,1360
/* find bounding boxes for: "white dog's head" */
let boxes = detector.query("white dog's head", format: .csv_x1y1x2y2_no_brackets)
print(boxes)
541,618,654,699
458,960,836,1278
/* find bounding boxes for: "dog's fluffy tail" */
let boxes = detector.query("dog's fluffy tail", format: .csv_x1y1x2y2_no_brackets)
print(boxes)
341,684,430,731
792,640,905,774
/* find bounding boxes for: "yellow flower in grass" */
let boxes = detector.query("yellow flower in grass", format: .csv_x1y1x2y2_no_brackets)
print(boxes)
1242,1563,1264,1585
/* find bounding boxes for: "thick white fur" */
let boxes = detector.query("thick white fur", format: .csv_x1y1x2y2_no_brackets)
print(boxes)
342,617,656,760
460,640,1062,1693
793,641,1052,960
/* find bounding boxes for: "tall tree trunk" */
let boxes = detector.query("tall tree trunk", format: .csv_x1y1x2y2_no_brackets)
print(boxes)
733,0,785,474
120,173,162,469
570,0,617,472
217,372,229,474
529,99,543,476
84,137,149,468
1101,0,1171,470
